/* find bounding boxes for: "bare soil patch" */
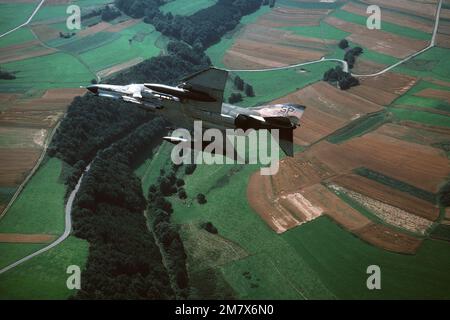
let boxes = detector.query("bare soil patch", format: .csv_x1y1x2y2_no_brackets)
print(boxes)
0,233,56,243
354,223,422,254
309,131,449,193
349,72,418,106
0,148,40,187
415,88,450,103
98,57,144,79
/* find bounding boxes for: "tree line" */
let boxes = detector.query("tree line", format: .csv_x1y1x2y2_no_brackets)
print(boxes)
49,41,211,299
116,0,263,49
147,166,190,298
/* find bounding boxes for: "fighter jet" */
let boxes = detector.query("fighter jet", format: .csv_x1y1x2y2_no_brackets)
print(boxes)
86,67,305,156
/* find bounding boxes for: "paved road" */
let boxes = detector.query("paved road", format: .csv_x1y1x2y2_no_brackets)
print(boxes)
0,165,90,275
0,0,46,38
227,0,443,78
226,58,349,73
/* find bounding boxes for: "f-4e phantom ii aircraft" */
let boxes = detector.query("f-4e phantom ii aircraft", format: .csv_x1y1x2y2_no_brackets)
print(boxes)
86,67,305,156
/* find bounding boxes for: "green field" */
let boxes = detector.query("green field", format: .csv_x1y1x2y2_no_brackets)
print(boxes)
79,22,161,72
0,187,15,207
395,47,450,81
282,218,450,299
0,27,35,47
162,159,450,299
161,0,217,16
0,158,66,235
136,142,175,195
390,108,450,128
0,243,46,269
0,3,36,34
391,80,450,111
225,63,335,108
281,21,350,40
330,9,431,40
0,236,89,300
58,32,121,54
33,0,111,22
206,6,271,67
170,162,333,299
0,52,94,92
354,167,436,204
327,111,389,144
278,0,341,9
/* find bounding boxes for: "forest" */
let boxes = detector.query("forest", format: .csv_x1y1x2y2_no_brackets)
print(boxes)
50,0,264,299
116,0,263,49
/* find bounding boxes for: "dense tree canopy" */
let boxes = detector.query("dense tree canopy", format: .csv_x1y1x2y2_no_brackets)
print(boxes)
116,0,262,49
73,118,174,299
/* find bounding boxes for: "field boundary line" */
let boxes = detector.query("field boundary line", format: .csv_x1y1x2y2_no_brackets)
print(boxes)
0,0,46,38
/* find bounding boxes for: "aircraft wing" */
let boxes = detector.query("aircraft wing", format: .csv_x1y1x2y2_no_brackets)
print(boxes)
180,67,228,114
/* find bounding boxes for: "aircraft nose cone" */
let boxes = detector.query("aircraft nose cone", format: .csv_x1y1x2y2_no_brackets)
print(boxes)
87,85,99,94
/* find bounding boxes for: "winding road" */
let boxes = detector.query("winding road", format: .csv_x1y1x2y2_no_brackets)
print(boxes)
0,165,90,275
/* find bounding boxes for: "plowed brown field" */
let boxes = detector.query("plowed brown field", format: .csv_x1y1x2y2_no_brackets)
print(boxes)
325,16,428,58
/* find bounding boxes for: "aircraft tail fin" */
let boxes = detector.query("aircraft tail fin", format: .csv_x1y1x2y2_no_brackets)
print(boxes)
181,67,228,113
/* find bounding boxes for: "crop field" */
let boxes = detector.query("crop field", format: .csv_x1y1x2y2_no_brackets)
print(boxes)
0,157,66,235
0,0,161,216
226,63,336,108
0,53,94,91
359,0,439,20
221,6,338,70
160,0,217,16
206,6,272,67
0,243,46,269
79,22,162,72
311,132,449,193
1,0,449,301
271,81,384,145
157,158,450,298
325,16,428,58
0,87,84,209
0,3,36,34
169,162,334,299
341,2,434,33
327,111,389,144
330,7,432,40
